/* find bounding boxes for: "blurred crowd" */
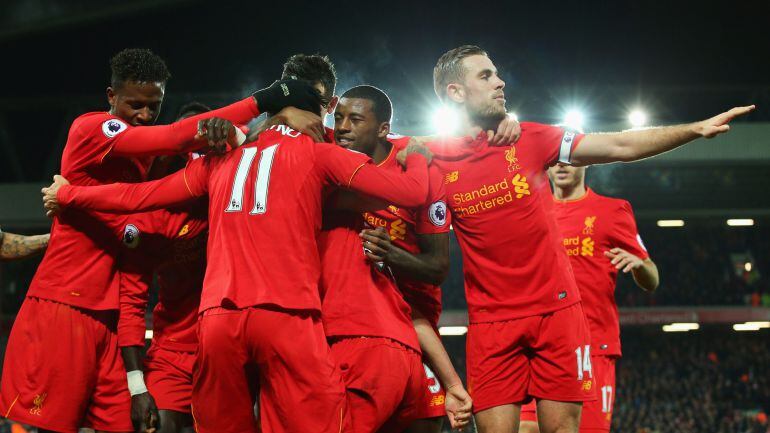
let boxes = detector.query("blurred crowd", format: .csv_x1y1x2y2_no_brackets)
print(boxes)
614,328,770,433
441,224,770,309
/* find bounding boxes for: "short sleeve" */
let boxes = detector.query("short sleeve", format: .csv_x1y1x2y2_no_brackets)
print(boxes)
610,201,649,260
520,122,585,167
314,142,371,187
415,166,451,234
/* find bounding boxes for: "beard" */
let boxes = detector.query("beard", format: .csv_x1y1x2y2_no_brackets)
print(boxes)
468,100,507,130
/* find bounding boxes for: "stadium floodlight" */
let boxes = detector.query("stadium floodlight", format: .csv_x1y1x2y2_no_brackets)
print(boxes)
744,321,770,328
727,219,754,227
508,112,519,122
733,323,761,331
562,109,585,131
628,109,648,128
145,329,154,339
657,219,685,227
662,323,700,332
745,262,753,272
439,326,468,336
432,106,460,135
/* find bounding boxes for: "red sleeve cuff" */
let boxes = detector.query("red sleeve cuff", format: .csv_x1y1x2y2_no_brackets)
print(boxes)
57,185,73,207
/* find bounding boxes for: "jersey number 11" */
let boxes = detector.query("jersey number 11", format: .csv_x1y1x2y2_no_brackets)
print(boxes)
225,145,279,215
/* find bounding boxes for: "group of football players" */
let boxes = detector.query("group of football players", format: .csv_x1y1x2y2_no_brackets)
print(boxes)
0,44,754,433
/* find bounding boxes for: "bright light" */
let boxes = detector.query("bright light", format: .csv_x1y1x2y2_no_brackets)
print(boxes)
145,329,154,339
508,112,519,122
432,106,460,135
733,323,761,331
662,323,700,332
744,322,770,328
628,109,648,127
657,219,685,227
745,262,753,272
562,109,584,131
439,326,468,336
727,219,754,227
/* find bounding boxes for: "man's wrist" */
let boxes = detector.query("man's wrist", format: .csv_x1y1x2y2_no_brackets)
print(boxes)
126,370,148,396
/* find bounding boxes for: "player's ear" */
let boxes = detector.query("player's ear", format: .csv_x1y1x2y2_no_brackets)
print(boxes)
378,121,390,139
106,87,117,109
446,83,465,103
326,96,339,115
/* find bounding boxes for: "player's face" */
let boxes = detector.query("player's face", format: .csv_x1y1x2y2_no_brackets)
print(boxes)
107,81,165,126
548,163,586,189
333,97,388,154
458,55,506,125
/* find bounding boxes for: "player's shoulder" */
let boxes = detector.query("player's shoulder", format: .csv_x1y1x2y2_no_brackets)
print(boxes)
590,190,632,211
387,133,411,149
71,112,129,139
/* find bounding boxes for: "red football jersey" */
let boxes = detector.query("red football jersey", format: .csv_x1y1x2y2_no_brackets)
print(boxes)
57,125,431,314
362,136,451,329
552,189,648,356
28,97,259,310
319,210,420,352
118,202,209,352
429,122,585,323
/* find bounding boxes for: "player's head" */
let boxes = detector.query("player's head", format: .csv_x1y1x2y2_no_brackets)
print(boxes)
107,48,171,127
176,101,211,120
433,45,506,129
548,163,587,190
334,85,392,155
281,54,338,118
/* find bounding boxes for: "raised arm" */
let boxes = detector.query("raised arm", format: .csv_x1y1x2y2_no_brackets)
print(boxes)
570,105,755,166
108,79,323,157
0,230,49,261
109,97,259,157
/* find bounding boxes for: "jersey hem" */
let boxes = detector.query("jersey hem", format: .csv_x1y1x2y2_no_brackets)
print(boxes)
467,298,580,324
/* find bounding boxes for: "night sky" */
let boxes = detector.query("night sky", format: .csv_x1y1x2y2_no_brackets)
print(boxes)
0,0,767,182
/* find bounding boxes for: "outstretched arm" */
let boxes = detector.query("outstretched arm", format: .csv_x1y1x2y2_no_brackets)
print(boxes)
571,105,755,166
0,231,49,261
43,161,207,216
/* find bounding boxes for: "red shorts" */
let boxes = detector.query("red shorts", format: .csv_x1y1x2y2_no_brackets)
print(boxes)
414,362,446,419
579,355,616,432
0,297,132,433
144,344,195,414
467,302,596,413
192,307,348,433
516,355,616,432
330,337,426,433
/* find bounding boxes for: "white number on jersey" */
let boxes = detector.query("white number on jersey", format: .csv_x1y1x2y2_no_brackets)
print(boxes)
601,385,614,414
575,345,593,381
225,145,278,214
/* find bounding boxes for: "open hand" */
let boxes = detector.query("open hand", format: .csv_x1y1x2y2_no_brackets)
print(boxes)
696,105,755,138
604,247,644,273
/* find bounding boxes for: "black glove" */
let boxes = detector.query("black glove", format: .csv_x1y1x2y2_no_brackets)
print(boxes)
253,79,323,115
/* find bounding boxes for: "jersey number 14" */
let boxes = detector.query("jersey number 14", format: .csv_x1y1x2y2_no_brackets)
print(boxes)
225,145,279,215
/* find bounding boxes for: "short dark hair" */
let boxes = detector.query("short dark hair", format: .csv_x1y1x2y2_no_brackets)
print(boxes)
281,54,336,105
176,101,211,120
433,45,488,102
110,48,171,88
341,85,393,123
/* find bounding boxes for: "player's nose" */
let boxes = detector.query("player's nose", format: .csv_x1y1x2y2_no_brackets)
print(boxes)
135,107,153,125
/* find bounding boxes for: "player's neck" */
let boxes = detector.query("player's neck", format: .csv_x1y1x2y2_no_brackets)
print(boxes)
371,139,393,165
554,183,587,201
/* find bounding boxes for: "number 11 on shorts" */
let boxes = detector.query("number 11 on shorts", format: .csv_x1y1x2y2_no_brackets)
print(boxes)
575,345,592,380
